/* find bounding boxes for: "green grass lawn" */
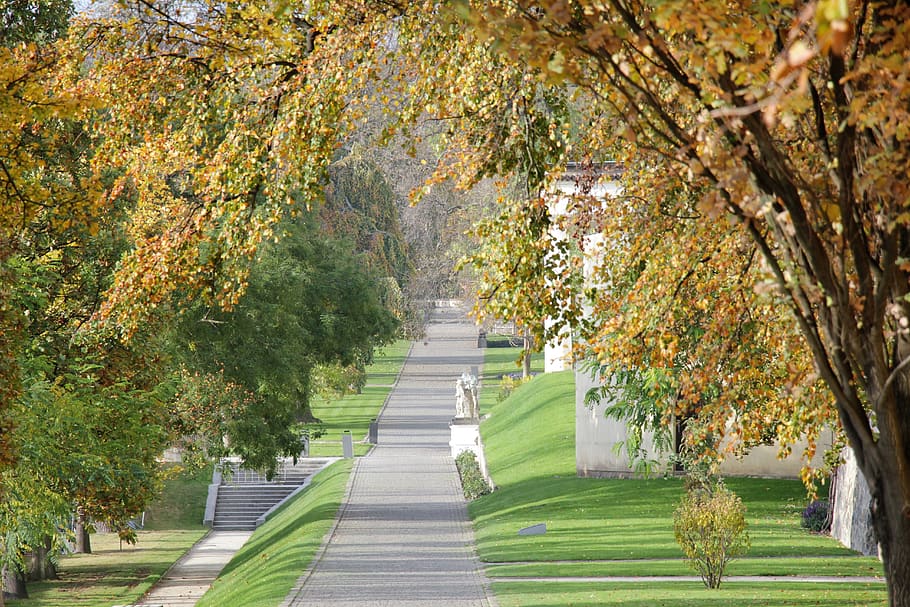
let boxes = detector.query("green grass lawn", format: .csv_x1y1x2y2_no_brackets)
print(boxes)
308,339,411,457
8,530,208,607
473,369,886,604
478,335,544,415
143,463,213,530
195,459,353,607
308,385,392,456
491,581,887,607
9,465,211,607
362,339,411,386
485,556,884,578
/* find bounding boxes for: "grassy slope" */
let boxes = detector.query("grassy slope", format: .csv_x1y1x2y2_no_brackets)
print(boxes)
362,339,411,386
143,463,213,530
308,339,410,457
473,370,886,605
195,459,353,607
492,581,886,607
478,335,544,415
9,465,211,607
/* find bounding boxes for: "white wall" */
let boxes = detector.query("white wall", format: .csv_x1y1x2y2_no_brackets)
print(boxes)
575,366,834,479
575,368,661,476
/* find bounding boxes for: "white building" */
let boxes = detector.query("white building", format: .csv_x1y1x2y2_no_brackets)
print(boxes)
543,163,834,479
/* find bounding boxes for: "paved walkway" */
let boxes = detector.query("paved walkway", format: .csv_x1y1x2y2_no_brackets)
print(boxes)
132,530,252,607
283,305,495,606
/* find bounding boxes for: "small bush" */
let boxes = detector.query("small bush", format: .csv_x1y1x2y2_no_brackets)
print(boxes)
801,500,831,533
673,481,750,589
498,374,532,402
455,450,491,500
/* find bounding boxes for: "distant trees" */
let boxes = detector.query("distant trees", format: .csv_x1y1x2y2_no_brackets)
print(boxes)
171,216,398,475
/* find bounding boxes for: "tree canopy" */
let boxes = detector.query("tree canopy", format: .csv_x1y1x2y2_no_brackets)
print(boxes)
3,0,910,603
172,216,398,474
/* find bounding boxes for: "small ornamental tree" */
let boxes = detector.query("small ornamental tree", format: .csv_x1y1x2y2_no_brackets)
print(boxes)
673,480,750,589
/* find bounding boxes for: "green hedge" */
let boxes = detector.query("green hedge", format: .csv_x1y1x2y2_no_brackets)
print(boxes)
456,450,491,500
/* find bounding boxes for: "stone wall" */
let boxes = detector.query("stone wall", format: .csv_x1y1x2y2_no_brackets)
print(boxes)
831,447,879,556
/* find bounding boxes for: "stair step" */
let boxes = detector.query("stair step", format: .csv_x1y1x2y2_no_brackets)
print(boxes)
210,458,332,532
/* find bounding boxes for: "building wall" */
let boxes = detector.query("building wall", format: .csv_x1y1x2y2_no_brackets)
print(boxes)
575,368,663,476
576,367,833,479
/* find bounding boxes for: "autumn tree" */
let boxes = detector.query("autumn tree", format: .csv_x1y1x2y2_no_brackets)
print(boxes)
453,1,910,603
68,0,383,337
50,0,910,598
0,0,90,479
1,203,171,593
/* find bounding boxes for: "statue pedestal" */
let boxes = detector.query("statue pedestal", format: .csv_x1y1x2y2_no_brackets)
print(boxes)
449,419,481,459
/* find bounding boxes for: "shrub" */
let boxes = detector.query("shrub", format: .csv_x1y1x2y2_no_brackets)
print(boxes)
497,374,531,402
455,450,491,500
801,499,831,533
673,481,750,588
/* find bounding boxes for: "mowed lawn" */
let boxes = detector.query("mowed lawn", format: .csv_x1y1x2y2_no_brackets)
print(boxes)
472,369,886,606
8,465,211,607
308,339,410,456
478,334,544,415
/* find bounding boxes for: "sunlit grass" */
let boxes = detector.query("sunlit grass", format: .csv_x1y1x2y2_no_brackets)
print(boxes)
478,334,544,415
473,370,886,605
195,460,353,607
363,339,411,386
308,340,410,456
491,581,886,607
8,530,207,607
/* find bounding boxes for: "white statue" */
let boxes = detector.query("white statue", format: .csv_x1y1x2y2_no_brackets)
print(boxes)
454,372,479,420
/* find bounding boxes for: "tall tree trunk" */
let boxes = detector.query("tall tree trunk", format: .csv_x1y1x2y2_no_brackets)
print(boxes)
522,330,532,379
74,505,91,554
866,380,910,607
1,564,28,599
871,472,910,607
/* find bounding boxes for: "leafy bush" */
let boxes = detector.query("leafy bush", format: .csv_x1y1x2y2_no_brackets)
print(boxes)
801,499,831,533
455,450,491,500
497,374,531,402
673,481,750,588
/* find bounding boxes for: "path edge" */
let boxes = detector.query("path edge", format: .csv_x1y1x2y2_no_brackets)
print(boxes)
279,458,361,607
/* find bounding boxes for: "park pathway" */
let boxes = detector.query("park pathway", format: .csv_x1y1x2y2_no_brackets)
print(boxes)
132,530,251,607
282,304,495,606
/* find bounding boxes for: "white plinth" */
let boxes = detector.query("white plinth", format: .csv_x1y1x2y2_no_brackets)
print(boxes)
449,421,481,459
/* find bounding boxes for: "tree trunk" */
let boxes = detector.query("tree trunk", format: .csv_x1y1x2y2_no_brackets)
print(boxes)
29,536,57,581
1,564,28,599
74,506,91,554
866,382,910,607
522,331,533,379
871,473,910,607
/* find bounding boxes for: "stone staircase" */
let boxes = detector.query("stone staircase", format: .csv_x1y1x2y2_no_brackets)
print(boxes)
210,458,333,531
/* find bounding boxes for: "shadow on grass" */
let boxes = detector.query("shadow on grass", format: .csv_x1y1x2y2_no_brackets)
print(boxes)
471,474,860,563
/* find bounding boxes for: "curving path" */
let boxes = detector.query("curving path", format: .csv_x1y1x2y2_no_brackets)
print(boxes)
282,305,495,606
